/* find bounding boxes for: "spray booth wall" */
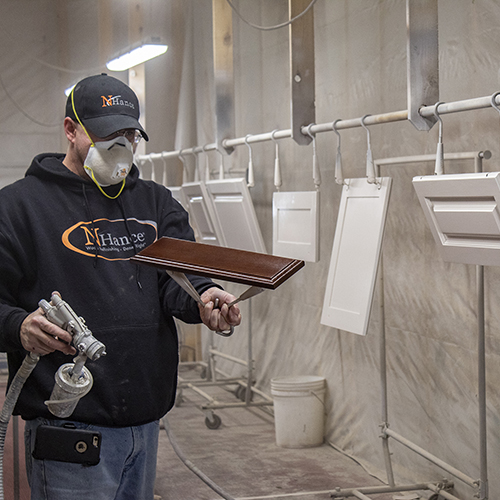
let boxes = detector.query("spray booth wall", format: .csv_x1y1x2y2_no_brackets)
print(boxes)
1,1,500,498
184,2,500,499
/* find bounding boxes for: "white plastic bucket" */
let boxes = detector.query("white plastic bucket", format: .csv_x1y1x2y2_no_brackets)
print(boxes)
270,375,326,448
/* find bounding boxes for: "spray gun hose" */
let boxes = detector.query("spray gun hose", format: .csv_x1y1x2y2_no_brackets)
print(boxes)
0,353,40,500
162,416,235,500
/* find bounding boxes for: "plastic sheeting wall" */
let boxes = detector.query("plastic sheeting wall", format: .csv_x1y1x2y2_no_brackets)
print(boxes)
188,2,500,499
2,1,500,498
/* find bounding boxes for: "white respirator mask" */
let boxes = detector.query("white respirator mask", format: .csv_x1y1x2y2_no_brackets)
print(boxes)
83,136,134,188
69,86,137,199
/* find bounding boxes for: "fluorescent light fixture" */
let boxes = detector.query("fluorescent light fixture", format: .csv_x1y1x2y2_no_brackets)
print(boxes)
106,40,168,72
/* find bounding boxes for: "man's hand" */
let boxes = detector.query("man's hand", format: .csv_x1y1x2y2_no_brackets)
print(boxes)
20,308,77,356
198,287,242,333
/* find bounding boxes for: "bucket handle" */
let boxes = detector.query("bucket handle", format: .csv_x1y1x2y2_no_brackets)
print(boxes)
309,390,327,416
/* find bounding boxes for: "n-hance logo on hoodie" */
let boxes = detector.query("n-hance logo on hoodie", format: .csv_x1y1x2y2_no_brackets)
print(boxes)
62,218,157,261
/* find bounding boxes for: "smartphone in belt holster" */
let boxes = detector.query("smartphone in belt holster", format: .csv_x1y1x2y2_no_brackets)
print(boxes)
32,423,101,466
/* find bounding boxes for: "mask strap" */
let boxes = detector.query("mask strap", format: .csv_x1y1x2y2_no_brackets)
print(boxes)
90,170,126,200
70,88,95,147
71,87,127,199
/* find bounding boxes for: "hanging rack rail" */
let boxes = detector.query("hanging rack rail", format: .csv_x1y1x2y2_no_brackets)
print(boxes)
136,93,500,164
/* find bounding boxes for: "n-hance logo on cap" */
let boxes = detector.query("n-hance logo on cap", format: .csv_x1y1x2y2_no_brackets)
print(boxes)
101,95,135,110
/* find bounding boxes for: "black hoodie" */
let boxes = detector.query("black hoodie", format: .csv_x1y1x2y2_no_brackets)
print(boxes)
0,153,216,426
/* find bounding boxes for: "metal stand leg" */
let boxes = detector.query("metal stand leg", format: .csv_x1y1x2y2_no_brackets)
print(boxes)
378,256,395,487
332,157,492,499
475,153,489,500
177,298,273,429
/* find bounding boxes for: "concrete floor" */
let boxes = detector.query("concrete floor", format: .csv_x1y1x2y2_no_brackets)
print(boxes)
0,366,421,500
154,365,405,500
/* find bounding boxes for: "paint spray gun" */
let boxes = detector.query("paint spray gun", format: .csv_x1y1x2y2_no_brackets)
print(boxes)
38,292,106,418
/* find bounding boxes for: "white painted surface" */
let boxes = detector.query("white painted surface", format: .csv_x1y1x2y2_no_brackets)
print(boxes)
413,172,500,265
272,191,319,262
181,182,223,246
321,178,392,336
168,186,189,211
206,178,266,253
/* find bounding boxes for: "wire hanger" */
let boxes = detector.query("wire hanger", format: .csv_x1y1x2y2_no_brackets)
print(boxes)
178,149,188,184
161,152,168,186
149,157,156,183
332,119,345,186
271,129,282,191
202,144,211,182
216,147,225,180
191,150,200,182
306,124,321,190
490,91,500,118
360,114,378,186
244,134,255,188
433,102,445,175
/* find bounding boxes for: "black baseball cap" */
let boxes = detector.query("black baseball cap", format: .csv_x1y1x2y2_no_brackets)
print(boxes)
65,73,149,141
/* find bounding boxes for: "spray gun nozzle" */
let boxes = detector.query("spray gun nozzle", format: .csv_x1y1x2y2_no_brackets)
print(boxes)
38,293,106,361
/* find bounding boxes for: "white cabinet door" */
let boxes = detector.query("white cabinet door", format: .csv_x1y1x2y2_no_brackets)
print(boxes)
206,178,266,253
168,186,189,211
272,191,319,262
413,172,500,265
321,178,392,336
181,182,224,246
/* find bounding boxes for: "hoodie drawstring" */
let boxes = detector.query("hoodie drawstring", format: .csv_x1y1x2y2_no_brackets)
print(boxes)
82,184,100,268
117,197,143,291
82,184,143,291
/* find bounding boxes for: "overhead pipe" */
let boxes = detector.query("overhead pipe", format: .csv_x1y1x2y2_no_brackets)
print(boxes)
136,93,500,167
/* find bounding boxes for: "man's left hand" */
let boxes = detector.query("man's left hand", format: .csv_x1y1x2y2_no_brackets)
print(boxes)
199,287,242,333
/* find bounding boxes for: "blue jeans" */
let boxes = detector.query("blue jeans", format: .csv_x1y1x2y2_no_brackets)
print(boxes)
24,418,160,500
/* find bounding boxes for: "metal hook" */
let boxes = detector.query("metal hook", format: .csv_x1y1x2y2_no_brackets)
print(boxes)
149,157,156,183
433,101,444,143
332,119,345,187
216,146,225,180
178,149,187,167
161,152,168,186
271,129,282,191
244,134,255,188
433,102,445,175
360,114,372,143
190,149,200,182
306,124,321,190
178,149,189,183
305,123,315,140
490,91,500,114
360,115,377,186
244,134,253,153
271,129,280,144
332,119,342,148
202,143,211,182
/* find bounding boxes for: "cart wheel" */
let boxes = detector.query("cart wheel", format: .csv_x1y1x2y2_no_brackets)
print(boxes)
237,386,253,402
205,414,222,429
234,386,244,400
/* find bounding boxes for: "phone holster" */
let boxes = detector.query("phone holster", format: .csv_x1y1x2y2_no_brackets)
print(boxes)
32,424,101,466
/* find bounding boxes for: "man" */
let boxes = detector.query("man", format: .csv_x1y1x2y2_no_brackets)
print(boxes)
0,73,241,499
